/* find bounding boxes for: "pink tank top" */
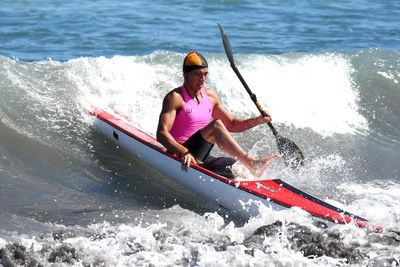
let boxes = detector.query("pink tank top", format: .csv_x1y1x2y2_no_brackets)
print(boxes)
170,85,213,142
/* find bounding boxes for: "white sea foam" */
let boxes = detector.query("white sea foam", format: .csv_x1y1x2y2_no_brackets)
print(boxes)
71,51,368,138
2,204,384,267
337,181,400,228
70,53,180,135
210,53,369,136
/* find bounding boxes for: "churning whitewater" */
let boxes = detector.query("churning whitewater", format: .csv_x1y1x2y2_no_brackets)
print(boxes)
1,0,400,265
1,49,399,265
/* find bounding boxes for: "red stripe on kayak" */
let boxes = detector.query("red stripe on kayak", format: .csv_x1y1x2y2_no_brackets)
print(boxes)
231,179,368,227
90,107,373,229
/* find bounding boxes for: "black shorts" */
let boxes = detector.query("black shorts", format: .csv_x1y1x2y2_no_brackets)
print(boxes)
183,130,214,162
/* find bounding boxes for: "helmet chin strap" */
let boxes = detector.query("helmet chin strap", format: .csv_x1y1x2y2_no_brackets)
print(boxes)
195,93,200,104
183,72,203,104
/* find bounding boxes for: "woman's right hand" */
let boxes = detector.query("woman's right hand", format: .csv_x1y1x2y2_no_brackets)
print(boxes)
181,151,197,170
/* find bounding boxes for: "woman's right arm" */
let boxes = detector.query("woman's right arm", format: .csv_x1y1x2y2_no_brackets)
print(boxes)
156,92,189,157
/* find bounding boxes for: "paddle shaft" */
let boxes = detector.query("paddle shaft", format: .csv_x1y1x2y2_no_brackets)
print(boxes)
218,23,305,168
229,63,279,137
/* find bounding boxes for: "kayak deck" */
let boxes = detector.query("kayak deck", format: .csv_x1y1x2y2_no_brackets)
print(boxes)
90,107,369,228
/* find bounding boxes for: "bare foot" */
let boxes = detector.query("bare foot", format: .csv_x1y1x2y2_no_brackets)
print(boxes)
249,155,281,177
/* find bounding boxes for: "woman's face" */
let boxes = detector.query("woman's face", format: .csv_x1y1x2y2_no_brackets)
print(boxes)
185,68,209,92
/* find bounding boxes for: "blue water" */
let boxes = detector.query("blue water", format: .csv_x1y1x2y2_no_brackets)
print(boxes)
1,0,400,60
1,1,400,266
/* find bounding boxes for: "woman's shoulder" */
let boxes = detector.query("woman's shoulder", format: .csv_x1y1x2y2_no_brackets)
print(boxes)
165,87,183,99
204,87,220,104
163,87,184,109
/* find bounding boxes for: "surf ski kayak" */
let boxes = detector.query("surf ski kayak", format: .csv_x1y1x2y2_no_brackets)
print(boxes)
90,107,369,228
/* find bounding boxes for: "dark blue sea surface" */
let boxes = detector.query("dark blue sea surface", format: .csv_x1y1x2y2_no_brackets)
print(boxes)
1,0,400,60
1,1,399,266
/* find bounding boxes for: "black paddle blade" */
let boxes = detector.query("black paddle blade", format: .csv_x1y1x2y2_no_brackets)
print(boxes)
218,23,235,66
276,135,305,170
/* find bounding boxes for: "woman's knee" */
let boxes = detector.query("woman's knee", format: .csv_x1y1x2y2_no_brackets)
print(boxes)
211,119,227,132
201,120,226,141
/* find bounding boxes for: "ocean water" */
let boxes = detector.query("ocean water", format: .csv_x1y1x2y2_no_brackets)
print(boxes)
1,1,400,266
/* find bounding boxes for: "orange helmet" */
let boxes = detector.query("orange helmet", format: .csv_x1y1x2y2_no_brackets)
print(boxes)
182,51,208,74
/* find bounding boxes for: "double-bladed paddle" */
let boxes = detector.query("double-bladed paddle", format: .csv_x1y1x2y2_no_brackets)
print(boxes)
218,23,304,170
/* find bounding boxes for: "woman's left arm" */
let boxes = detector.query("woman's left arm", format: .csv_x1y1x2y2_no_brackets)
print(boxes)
207,88,271,133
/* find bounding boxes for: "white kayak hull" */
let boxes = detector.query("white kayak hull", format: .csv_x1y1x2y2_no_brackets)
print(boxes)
91,108,370,227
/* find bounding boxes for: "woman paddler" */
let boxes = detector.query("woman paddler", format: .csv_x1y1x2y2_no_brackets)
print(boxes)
156,51,280,176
